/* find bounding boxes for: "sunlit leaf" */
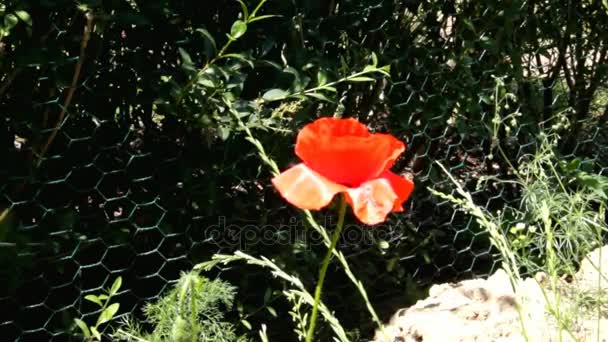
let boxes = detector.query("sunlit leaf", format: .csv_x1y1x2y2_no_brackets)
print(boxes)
91,326,101,341
74,319,91,338
379,65,391,75
317,70,328,86
241,319,252,330
219,125,231,141
306,92,334,102
14,11,32,26
348,76,376,82
109,276,122,296
230,20,247,39
197,77,216,88
4,14,18,29
262,89,288,101
238,0,249,21
96,303,120,326
85,295,103,307
378,240,390,249
248,14,281,23
266,306,278,317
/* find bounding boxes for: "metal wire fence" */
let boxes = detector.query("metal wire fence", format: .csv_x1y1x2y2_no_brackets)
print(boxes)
1,0,607,340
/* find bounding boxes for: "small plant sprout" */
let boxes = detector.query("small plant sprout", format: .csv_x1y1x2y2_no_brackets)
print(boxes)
74,276,122,341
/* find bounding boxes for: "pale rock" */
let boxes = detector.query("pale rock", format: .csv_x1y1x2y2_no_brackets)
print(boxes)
375,246,608,342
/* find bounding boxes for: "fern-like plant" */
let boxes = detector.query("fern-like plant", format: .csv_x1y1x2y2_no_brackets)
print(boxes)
114,272,245,342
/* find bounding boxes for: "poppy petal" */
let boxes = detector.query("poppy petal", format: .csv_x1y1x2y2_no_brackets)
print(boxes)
295,118,405,186
345,172,414,225
382,171,415,211
300,117,370,137
271,163,346,210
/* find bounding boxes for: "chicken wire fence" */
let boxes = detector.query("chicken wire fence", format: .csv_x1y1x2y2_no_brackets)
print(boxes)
1,1,607,340
1,83,605,341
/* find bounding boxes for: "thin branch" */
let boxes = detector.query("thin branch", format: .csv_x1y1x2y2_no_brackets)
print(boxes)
36,12,94,165
601,101,608,122
586,44,608,94
0,68,20,99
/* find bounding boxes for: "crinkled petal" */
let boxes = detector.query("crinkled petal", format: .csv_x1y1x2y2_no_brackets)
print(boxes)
271,163,346,210
345,171,414,225
382,171,415,211
298,117,370,138
295,117,405,186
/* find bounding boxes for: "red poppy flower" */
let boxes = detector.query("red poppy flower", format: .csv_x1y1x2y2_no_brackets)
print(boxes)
272,117,414,225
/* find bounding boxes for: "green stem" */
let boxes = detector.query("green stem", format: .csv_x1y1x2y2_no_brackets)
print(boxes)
190,278,198,342
305,196,347,342
298,69,379,96
175,38,233,106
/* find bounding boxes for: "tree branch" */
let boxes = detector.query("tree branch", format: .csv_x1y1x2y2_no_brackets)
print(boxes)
36,12,94,165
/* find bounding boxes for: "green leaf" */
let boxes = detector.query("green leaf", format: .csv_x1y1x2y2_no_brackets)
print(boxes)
305,92,334,102
262,89,288,101
96,303,120,326
423,251,431,264
248,14,281,23
196,28,217,52
463,19,475,31
204,65,229,80
197,77,216,88
230,20,247,39
241,319,252,330
379,64,391,75
221,53,254,68
317,70,328,86
14,11,32,26
565,159,581,172
97,294,109,300
348,76,376,82
263,288,271,303
266,306,278,317
178,48,193,65
371,52,378,67
109,276,122,296
480,94,492,104
85,295,103,307
4,14,18,30
237,0,249,21
378,240,390,249
219,125,231,141
362,65,376,73
284,66,310,92
74,318,91,338
91,326,101,341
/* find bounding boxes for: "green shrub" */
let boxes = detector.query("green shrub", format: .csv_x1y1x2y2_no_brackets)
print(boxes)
114,272,244,342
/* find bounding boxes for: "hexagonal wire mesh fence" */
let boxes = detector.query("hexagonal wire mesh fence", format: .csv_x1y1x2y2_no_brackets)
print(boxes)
2,88,606,339
1,1,607,341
